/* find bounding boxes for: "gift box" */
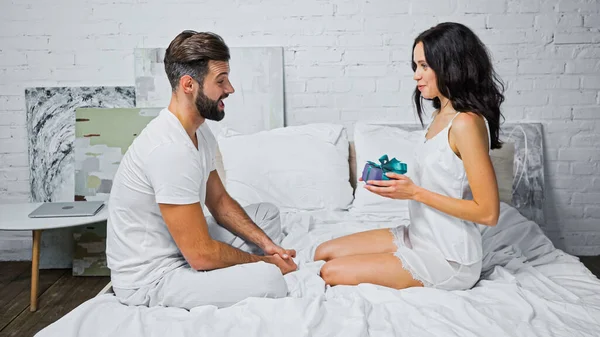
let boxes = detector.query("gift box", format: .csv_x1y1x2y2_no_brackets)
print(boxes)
361,155,407,182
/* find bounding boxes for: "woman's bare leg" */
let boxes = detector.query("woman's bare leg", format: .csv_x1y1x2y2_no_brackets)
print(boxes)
320,253,423,289
314,228,397,262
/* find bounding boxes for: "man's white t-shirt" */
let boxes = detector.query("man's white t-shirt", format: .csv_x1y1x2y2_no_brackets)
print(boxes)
106,108,217,289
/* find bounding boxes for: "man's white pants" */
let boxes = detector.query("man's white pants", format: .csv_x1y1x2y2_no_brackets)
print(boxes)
113,203,287,309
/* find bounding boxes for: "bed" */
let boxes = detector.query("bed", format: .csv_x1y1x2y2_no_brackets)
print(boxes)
35,120,600,337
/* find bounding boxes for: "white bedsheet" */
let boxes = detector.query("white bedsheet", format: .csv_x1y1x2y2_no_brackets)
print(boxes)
36,203,600,337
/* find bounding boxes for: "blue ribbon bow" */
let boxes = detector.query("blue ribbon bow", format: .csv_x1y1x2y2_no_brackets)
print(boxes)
366,155,408,179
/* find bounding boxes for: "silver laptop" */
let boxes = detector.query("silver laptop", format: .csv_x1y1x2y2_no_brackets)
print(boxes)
28,201,105,218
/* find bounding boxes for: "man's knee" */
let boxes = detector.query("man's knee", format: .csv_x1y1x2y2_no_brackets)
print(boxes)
248,262,288,299
257,202,280,222
252,202,282,242
155,263,287,308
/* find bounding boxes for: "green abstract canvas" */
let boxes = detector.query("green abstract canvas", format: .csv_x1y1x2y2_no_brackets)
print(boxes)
74,108,160,201
73,107,160,276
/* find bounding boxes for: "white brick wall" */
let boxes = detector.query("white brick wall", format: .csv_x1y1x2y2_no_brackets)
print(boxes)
0,0,599,259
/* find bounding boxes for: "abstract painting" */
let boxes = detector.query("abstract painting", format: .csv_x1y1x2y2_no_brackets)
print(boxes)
134,47,284,135
74,108,160,201
501,123,545,230
25,87,135,269
72,107,160,275
25,87,136,203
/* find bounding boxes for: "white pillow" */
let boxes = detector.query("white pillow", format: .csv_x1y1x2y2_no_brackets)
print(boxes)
218,123,354,212
351,123,423,216
351,123,515,215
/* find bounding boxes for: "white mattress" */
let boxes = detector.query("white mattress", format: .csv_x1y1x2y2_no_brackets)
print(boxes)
36,203,600,337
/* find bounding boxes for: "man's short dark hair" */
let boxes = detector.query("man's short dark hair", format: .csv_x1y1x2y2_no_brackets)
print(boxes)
164,30,230,91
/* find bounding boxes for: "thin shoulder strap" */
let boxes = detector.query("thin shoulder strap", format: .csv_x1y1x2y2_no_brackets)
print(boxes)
448,111,461,127
448,112,492,150
484,118,491,150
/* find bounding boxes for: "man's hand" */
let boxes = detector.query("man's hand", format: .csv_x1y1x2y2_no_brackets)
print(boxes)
263,243,296,260
265,254,297,275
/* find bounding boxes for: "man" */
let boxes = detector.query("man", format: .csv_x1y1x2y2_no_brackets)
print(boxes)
106,30,297,310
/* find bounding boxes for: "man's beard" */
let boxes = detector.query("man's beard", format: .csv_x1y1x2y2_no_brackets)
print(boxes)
195,90,227,121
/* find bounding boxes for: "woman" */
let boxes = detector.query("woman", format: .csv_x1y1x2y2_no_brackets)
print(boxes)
314,22,505,291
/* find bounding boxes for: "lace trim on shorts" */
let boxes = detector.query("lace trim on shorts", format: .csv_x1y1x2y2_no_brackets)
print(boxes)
389,226,433,288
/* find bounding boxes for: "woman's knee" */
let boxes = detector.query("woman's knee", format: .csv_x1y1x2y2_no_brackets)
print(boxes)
314,241,336,261
319,260,346,286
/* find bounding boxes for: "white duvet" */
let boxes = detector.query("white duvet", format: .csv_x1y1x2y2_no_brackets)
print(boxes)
36,203,600,337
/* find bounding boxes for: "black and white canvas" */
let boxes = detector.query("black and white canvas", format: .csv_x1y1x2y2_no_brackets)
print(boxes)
501,123,545,230
25,87,136,203
25,86,135,268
